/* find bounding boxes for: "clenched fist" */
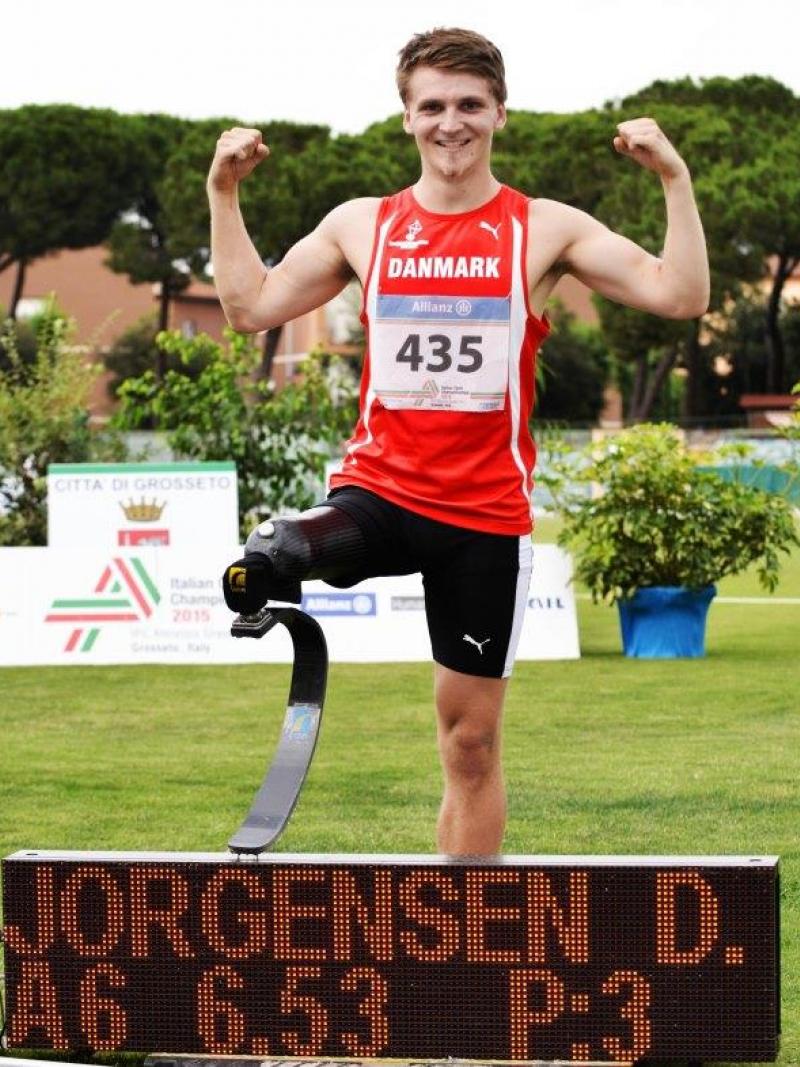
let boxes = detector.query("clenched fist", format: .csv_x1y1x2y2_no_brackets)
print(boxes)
613,118,688,181
207,127,270,193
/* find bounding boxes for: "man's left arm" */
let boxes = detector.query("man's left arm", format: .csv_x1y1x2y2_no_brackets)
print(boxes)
558,118,710,320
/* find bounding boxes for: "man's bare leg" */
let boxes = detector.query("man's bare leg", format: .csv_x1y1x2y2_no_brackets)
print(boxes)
434,662,508,855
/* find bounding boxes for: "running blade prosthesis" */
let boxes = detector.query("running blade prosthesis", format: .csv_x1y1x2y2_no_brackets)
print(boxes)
227,606,328,854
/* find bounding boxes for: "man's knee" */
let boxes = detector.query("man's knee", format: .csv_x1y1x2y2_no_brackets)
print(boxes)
222,506,366,615
439,716,500,780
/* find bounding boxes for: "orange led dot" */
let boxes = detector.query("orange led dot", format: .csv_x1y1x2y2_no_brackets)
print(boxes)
725,945,745,965
251,1036,271,1054
571,1042,592,1061
570,992,590,1013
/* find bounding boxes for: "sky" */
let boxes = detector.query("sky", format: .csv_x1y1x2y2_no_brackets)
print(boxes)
6,0,800,134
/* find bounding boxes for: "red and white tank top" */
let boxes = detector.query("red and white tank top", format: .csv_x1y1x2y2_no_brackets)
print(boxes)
329,184,550,535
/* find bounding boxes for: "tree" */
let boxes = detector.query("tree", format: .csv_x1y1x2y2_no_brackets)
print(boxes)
495,109,616,215
113,329,359,534
619,74,799,120
105,113,193,371
535,303,609,423
0,105,140,318
160,118,332,375
705,292,800,417
0,307,127,545
711,129,800,392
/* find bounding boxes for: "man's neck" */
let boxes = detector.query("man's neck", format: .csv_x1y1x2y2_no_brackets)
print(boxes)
412,171,501,214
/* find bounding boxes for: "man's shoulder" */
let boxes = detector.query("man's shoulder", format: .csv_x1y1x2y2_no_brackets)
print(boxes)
527,197,577,224
527,197,599,245
323,196,384,230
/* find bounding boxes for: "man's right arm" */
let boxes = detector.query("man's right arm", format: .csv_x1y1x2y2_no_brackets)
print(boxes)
207,127,357,334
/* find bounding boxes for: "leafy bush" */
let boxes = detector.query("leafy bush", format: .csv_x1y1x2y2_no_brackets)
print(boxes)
103,315,213,400
114,329,359,536
0,310,127,545
0,298,70,376
540,423,799,602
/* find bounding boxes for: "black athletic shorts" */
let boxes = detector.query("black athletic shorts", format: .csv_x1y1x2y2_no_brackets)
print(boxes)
319,486,533,679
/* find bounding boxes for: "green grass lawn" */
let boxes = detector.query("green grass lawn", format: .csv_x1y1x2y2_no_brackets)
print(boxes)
1,529,797,1065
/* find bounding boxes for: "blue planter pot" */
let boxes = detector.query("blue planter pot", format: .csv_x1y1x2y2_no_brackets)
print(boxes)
617,585,717,658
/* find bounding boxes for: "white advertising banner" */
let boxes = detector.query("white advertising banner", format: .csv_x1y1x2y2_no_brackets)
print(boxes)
46,463,239,550
0,545,579,666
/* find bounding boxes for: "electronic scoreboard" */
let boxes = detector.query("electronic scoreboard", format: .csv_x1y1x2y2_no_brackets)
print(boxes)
2,851,779,1062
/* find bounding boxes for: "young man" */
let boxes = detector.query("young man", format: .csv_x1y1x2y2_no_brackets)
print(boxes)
209,28,709,856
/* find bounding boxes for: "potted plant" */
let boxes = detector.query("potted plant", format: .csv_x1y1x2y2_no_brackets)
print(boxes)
539,423,799,658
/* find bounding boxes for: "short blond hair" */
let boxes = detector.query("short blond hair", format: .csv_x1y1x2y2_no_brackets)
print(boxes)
396,27,507,105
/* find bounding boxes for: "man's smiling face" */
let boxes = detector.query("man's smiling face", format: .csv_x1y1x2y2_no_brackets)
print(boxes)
403,66,506,181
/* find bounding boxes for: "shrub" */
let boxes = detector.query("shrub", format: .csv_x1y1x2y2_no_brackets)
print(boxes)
540,423,799,602
0,310,127,545
114,329,359,536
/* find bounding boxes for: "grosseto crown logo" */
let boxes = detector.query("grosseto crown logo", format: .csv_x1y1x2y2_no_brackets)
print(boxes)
119,497,166,522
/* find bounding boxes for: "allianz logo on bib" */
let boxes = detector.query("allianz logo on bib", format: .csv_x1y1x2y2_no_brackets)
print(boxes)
302,592,377,617
387,256,501,279
409,299,472,316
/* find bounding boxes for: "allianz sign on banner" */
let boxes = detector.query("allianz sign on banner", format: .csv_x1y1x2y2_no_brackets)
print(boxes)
0,464,580,665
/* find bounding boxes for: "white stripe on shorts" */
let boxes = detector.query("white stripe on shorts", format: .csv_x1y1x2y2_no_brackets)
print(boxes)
502,535,533,678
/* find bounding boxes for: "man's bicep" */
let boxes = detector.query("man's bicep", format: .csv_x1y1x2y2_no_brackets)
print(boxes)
248,224,353,332
561,211,673,316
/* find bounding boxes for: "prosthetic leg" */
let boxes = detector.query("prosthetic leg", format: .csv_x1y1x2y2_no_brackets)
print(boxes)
222,507,368,850
222,505,367,637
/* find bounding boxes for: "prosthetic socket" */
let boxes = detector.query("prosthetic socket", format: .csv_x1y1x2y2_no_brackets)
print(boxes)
222,506,366,616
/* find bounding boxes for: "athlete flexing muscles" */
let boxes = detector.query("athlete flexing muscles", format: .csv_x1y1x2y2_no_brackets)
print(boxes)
209,28,709,856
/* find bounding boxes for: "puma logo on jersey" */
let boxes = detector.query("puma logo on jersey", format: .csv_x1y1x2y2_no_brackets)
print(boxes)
463,633,491,654
479,220,501,240
389,218,430,250
387,256,500,279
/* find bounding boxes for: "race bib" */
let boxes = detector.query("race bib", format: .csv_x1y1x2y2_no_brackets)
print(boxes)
371,294,511,412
